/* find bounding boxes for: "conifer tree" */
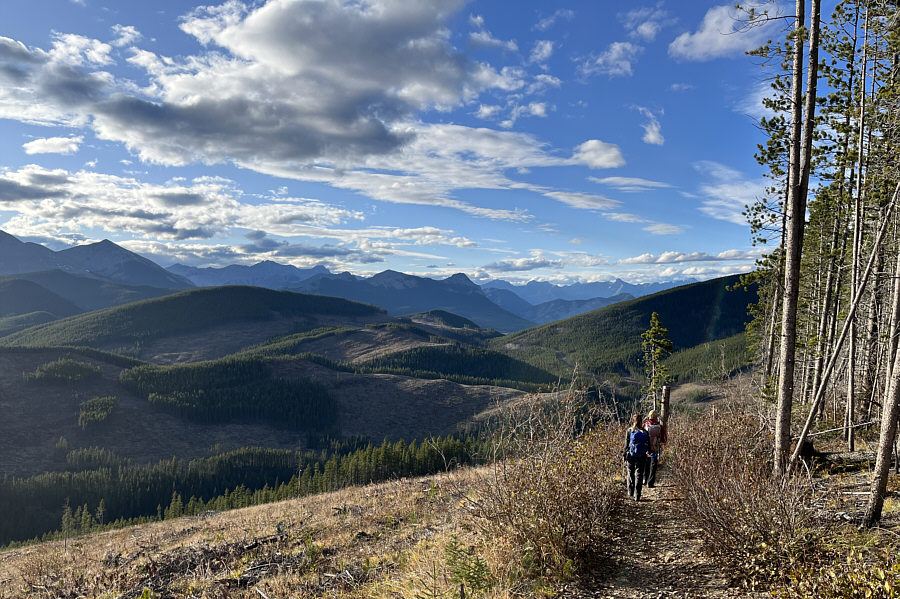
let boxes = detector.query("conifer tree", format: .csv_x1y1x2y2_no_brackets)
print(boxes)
641,312,673,410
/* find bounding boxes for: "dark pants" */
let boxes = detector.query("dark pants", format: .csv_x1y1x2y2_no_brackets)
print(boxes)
644,451,659,487
626,455,647,500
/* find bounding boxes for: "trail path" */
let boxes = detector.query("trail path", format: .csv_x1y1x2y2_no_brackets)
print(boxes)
559,477,752,599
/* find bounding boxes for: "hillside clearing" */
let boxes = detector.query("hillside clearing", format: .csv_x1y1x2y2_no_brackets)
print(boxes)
0,466,740,599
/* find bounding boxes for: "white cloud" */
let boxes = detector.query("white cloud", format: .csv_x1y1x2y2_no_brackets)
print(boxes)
22,136,83,155
669,4,781,61
111,25,142,47
544,191,620,211
694,160,765,225
643,223,684,235
669,82,693,92
622,4,673,41
529,40,554,64
475,104,502,119
590,176,671,192
620,249,758,264
534,9,575,31
634,106,664,146
580,42,642,77
470,30,518,52
480,252,563,273
526,73,562,94
605,212,650,223
0,2,633,228
572,139,626,168
49,33,113,66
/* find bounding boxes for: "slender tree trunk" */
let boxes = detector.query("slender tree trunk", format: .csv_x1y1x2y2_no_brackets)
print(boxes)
864,237,900,525
791,183,900,472
775,0,821,475
846,10,870,451
810,212,841,409
763,204,789,387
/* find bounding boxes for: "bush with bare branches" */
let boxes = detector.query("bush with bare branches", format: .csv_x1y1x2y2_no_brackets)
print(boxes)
469,389,623,582
669,405,827,588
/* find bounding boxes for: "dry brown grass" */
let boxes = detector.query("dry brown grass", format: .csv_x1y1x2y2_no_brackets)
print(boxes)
0,467,533,598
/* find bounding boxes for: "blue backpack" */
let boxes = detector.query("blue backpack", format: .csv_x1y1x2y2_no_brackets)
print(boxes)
628,429,649,459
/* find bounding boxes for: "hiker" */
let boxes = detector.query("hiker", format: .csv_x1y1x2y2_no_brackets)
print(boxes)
643,409,667,488
623,414,649,501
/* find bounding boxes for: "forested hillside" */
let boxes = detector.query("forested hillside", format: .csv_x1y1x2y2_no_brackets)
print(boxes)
0,279,82,319
0,286,386,357
492,274,755,377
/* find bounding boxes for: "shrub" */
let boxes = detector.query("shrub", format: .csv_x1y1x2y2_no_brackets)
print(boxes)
469,389,623,582
773,549,900,598
77,396,117,429
24,358,101,383
669,406,826,588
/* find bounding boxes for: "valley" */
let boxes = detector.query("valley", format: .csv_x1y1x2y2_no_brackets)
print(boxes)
0,231,754,548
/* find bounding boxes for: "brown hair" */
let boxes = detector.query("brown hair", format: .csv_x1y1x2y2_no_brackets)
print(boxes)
630,414,642,430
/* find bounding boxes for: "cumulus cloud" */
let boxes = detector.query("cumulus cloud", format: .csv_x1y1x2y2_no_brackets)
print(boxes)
621,4,674,41
481,253,564,272
0,1,634,229
0,164,363,241
22,135,83,155
635,106,664,145
572,139,626,169
620,249,757,264
534,9,575,31
110,25,142,47
529,40,554,64
579,42,642,77
469,24,518,52
669,4,781,61
589,176,671,192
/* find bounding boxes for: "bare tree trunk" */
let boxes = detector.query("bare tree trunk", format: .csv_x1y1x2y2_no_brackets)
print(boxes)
861,247,884,419
846,7,870,451
763,204,788,387
791,183,900,472
775,0,821,475
810,213,841,409
863,265,900,526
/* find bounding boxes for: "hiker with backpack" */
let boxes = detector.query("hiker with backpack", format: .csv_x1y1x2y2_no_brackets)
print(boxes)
623,414,649,501
643,409,667,488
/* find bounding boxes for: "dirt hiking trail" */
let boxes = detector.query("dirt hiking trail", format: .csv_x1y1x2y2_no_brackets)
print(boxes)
559,479,761,599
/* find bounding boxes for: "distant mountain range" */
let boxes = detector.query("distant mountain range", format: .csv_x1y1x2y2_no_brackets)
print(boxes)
169,261,329,288
0,230,691,333
289,270,533,332
0,231,192,289
481,277,686,304
483,287,634,324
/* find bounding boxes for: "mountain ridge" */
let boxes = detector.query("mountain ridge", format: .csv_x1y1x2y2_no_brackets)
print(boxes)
0,231,193,290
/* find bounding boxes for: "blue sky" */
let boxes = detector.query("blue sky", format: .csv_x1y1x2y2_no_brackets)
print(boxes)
0,0,791,283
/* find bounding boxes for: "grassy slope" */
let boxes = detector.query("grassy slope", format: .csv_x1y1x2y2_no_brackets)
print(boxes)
491,274,755,378
0,470,485,598
0,286,385,350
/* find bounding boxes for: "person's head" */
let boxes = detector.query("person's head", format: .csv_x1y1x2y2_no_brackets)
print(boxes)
648,409,658,421
630,414,641,429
